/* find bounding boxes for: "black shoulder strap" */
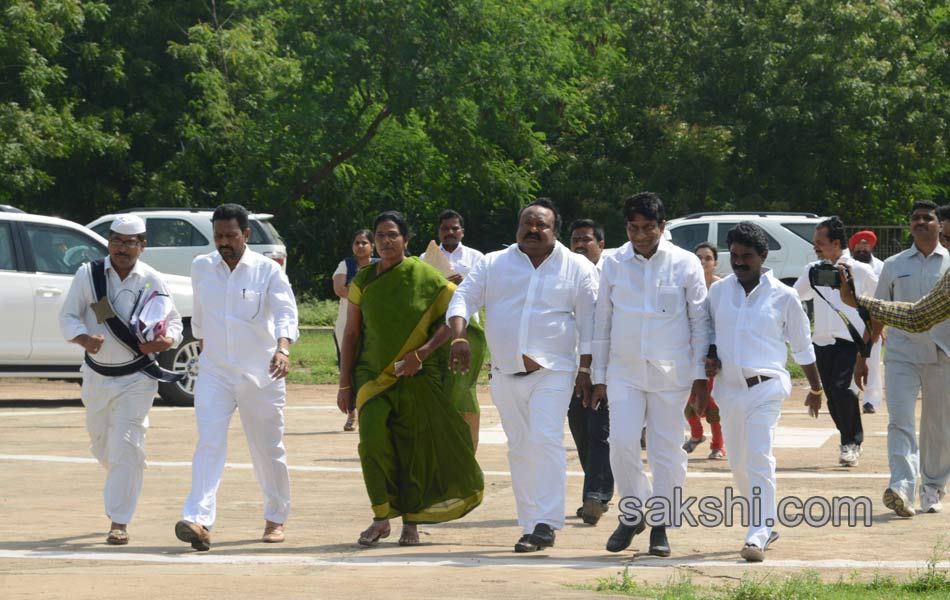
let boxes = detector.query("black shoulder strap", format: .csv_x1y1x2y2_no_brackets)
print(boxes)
810,284,872,358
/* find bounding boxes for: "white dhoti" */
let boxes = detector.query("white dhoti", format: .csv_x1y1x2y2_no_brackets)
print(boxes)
862,342,884,407
716,377,785,548
489,369,573,533
81,370,157,525
181,369,291,528
606,379,690,526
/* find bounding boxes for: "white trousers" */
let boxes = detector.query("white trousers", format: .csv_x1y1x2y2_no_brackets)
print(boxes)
181,369,291,528
857,343,884,407
81,370,157,525
489,369,573,533
607,379,689,527
717,378,785,548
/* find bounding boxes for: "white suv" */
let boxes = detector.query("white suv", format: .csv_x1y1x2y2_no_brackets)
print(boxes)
665,212,825,285
87,208,288,277
0,207,200,405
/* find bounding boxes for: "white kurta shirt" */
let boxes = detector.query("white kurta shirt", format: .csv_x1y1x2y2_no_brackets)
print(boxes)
447,241,597,374
793,249,878,346
60,257,183,369
708,269,816,396
591,238,709,390
191,249,299,387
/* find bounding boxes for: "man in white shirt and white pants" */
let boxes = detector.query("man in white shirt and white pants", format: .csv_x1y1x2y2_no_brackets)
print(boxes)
423,209,486,285
706,222,824,562
60,214,183,545
447,198,598,553
591,192,709,557
175,204,299,551
793,217,878,467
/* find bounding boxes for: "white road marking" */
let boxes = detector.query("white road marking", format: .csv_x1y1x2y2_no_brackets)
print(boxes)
0,410,86,417
0,453,890,479
0,549,943,570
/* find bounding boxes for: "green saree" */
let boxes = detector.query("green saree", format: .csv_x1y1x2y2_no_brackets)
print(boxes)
349,257,485,522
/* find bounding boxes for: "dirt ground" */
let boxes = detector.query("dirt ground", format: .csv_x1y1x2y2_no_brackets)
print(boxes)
1,381,948,599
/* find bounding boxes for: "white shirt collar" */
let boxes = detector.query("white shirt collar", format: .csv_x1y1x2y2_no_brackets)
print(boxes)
620,236,669,262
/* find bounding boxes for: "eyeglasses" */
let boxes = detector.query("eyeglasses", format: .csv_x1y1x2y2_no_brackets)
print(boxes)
108,238,143,249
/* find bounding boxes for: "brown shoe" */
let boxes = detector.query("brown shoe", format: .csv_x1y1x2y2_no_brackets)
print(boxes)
106,528,129,545
175,519,211,551
262,520,285,543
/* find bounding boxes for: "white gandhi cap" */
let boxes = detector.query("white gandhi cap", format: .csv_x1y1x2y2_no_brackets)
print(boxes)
110,214,146,236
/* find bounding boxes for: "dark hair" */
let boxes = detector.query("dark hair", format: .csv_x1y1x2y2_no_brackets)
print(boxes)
518,197,561,233
911,200,938,217
438,209,464,228
694,242,718,260
817,216,847,249
623,192,666,224
725,221,769,256
569,219,604,242
212,203,249,231
373,211,410,239
352,228,373,244
937,204,950,222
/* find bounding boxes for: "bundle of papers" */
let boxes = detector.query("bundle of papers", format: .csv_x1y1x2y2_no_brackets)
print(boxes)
129,289,174,344
421,240,457,278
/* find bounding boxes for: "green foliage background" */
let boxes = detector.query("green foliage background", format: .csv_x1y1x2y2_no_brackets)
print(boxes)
3,0,949,296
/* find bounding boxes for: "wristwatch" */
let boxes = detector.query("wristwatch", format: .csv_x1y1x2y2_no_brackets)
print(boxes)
276,348,290,357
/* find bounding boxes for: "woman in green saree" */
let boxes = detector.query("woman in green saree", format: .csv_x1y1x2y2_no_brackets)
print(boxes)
337,211,485,547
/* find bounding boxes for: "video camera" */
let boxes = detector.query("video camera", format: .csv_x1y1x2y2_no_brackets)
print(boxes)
808,260,852,289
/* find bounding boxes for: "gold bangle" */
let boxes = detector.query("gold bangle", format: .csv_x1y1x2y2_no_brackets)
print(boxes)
450,338,470,346
339,386,351,391
414,350,423,363
810,388,823,395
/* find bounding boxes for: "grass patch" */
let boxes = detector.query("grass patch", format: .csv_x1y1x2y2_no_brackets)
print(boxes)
286,328,491,385
297,295,339,327
590,551,950,599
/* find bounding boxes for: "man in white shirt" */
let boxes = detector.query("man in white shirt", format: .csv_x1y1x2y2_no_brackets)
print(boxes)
590,193,709,557
566,219,614,526
706,222,824,562
424,209,486,285
793,217,878,467
60,214,183,545
849,230,884,414
175,204,299,551
447,198,598,553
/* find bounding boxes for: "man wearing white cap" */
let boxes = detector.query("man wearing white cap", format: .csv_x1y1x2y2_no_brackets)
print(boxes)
60,214,183,545
175,203,299,551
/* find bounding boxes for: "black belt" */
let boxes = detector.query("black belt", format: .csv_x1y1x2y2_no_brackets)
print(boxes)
746,375,772,388
513,368,542,377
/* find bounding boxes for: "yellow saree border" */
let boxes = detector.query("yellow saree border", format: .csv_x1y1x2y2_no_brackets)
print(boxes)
355,283,456,412
371,489,484,523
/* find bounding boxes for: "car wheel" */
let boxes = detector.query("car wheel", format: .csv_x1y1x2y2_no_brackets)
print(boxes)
158,326,199,406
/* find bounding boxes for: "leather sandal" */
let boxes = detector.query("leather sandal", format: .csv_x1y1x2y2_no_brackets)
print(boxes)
357,522,391,547
106,529,129,545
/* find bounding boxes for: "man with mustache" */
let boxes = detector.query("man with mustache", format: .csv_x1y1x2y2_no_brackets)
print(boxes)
706,222,824,562
848,230,885,414
842,201,950,517
60,214,183,545
175,203,299,550
591,193,710,558
447,198,598,553
793,217,877,468
424,209,485,285
566,219,615,525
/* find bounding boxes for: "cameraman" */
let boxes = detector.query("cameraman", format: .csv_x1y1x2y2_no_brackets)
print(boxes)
793,217,878,468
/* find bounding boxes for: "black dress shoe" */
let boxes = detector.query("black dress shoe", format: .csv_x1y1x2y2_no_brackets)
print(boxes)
863,402,876,414
514,534,539,553
605,520,645,553
648,526,670,557
527,523,555,548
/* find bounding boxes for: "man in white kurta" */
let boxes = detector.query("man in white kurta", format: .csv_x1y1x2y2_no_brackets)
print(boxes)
421,209,486,285
591,192,709,557
59,214,183,545
175,204,299,551
849,230,885,412
447,199,597,553
707,221,824,562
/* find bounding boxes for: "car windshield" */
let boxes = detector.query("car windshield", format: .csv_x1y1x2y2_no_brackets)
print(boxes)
783,222,818,243
249,218,283,244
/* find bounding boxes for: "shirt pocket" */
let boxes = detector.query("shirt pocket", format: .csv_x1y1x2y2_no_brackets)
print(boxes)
543,276,574,310
235,287,263,321
656,284,684,315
